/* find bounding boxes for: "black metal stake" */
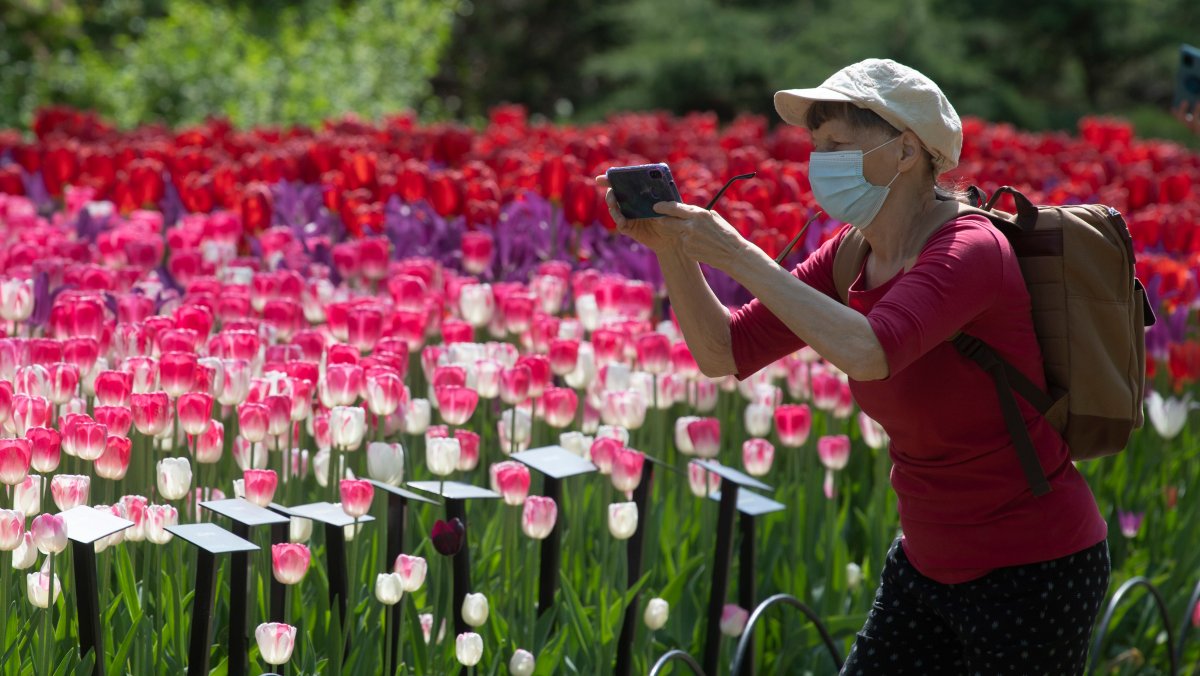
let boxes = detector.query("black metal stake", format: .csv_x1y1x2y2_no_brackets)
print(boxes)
738,513,757,676
614,462,655,676
385,492,408,675
537,476,562,617
446,498,471,635
229,523,251,676
269,520,288,623
702,483,741,675
187,551,218,676
324,522,349,627
72,540,104,676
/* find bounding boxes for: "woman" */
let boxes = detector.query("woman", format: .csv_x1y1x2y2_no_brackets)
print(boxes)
596,58,1110,675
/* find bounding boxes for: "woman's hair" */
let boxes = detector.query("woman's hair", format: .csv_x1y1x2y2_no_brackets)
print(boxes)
802,101,971,204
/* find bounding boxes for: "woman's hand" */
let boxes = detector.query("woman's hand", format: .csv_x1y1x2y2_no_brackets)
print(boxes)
595,176,679,253
1173,100,1200,137
648,201,749,272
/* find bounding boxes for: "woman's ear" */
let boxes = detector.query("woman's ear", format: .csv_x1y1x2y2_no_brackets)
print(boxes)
897,130,925,173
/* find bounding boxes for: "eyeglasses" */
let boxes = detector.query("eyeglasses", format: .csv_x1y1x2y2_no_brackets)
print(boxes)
704,171,822,266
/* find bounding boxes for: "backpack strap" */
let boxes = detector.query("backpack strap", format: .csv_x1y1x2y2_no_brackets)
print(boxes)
952,334,1053,497
832,228,869,305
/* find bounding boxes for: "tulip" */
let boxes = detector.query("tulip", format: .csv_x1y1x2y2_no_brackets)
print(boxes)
394,553,428,592
31,513,67,555
243,469,278,507
818,435,851,470
492,461,531,506
742,439,775,477
11,532,36,569
610,446,645,492
846,562,863,591
719,604,749,636
521,495,557,540
0,509,24,551
375,572,404,605
94,371,133,407
144,504,178,544
255,622,297,666
263,394,291,437
130,392,171,437
324,364,364,407
0,438,31,485
601,389,647,430
366,442,405,486
157,457,193,500
237,402,270,443
460,283,495,327
510,649,536,676
26,571,61,608
45,362,79,405
93,405,132,438
608,502,638,540
11,394,49,436
404,398,431,435
329,406,366,451
589,436,621,475
644,598,669,630
436,385,478,425
454,429,480,471
497,408,532,455
541,387,578,428
339,479,374,518
365,369,405,417
232,437,268,471
1145,390,1194,440
218,359,252,407
289,517,312,543
462,592,489,627
686,418,721,459
744,403,773,437
456,632,484,667
461,231,493,275
688,462,721,497
774,404,812,448
271,543,311,585
1118,510,1144,538
858,412,889,450
559,431,592,458
0,278,34,322
426,437,461,477
810,365,841,411
50,474,90,511
120,495,148,542
432,517,465,556
548,339,579,377
194,419,224,464
635,332,671,374
70,419,108,461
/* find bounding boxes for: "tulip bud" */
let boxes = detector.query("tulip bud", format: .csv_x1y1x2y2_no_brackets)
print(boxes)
375,572,403,605
13,474,41,516
243,469,278,507
456,632,484,667
289,516,312,543
0,438,31,486
366,442,405,486
431,518,465,556
610,447,645,492
426,437,461,477
144,504,178,544
521,496,557,540
194,419,224,464
509,648,536,676
50,474,90,511
31,513,67,555
157,457,193,501
403,399,431,435
339,479,374,518
491,461,530,506
607,502,638,540
719,604,749,636
461,592,489,627
255,622,297,666
11,531,36,569
644,597,669,630
0,509,24,551
130,392,171,437
329,406,366,451
742,439,775,477
26,571,61,608
271,543,311,585
394,553,428,592
26,427,61,474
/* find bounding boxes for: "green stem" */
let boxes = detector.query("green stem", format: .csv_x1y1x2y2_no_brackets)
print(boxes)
40,551,54,676
0,552,8,662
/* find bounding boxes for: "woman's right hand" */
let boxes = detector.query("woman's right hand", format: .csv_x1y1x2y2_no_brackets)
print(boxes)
595,175,677,253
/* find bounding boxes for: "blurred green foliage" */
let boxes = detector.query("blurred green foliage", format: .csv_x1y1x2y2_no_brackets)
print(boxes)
0,0,458,129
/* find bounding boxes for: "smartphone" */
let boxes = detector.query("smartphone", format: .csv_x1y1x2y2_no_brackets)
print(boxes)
605,163,683,220
1175,43,1200,108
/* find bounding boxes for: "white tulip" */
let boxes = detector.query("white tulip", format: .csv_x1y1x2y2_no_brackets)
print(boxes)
644,597,669,631
462,592,489,628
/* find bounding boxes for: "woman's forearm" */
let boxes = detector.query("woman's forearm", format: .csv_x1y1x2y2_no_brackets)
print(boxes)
655,247,738,377
727,243,890,381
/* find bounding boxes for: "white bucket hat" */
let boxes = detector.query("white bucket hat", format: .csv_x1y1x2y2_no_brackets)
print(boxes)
774,58,963,175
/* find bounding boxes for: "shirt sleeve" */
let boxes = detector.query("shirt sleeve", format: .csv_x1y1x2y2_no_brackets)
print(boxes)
729,228,848,379
867,217,1005,377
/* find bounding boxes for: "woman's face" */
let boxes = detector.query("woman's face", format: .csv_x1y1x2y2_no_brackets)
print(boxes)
810,118,904,188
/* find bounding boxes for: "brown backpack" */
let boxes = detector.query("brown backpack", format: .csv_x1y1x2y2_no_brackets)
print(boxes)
832,186,1155,496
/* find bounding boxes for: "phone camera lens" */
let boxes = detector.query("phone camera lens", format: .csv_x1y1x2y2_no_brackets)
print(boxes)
649,170,663,179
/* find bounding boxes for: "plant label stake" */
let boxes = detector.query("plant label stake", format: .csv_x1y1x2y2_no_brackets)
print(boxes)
201,498,290,676
287,502,376,628
165,522,259,676
689,460,773,676
60,505,134,676
408,480,500,634
367,481,439,675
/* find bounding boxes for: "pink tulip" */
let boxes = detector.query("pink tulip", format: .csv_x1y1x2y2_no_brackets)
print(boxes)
11,394,50,436
393,553,428,591
94,370,133,407
144,504,178,544
774,404,812,448
687,462,721,497
30,513,67,554
0,508,24,551
670,341,699,378
51,474,90,511
243,469,278,507
516,355,550,399
858,411,889,450
810,365,841,412
589,436,622,474
26,426,61,473
521,496,557,540
93,405,133,438
123,357,158,395
0,277,34,322
130,391,171,437
547,338,580,376
610,446,645,492
541,387,578,429
499,365,531,405
817,435,851,471
339,479,374,518
742,439,775,477
176,392,213,436
461,231,494,275
454,429,480,471
218,359,252,406
120,495,149,542
686,418,721,459
492,461,531,506
435,386,478,426
193,419,224,464
96,435,133,480
73,419,109,461
157,352,197,399
719,604,749,636
15,364,49,398
0,438,31,485
271,543,311,585
635,332,671,375
45,362,79,405
237,401,270,443
365,369,405,417
255,622,296,666
324,363,364,406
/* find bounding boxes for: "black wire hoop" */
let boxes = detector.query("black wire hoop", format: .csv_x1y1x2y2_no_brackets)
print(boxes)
648,649,707,676
729,593,844,675
1088,576,1177,675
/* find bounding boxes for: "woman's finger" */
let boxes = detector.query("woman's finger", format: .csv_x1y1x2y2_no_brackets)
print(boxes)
595,175,611,188
652,201,709,219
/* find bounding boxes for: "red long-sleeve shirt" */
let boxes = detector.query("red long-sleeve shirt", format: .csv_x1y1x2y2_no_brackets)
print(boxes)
729,215,1108,583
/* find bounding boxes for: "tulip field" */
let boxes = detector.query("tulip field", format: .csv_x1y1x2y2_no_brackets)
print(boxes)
0,105,1198,675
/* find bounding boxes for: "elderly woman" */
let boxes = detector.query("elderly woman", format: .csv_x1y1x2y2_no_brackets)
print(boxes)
597,59,1110,674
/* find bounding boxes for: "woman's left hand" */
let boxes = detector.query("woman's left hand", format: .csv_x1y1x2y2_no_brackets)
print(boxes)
650,201,749,272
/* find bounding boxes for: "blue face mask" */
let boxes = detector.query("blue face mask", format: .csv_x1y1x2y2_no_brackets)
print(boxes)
808,136,901,229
